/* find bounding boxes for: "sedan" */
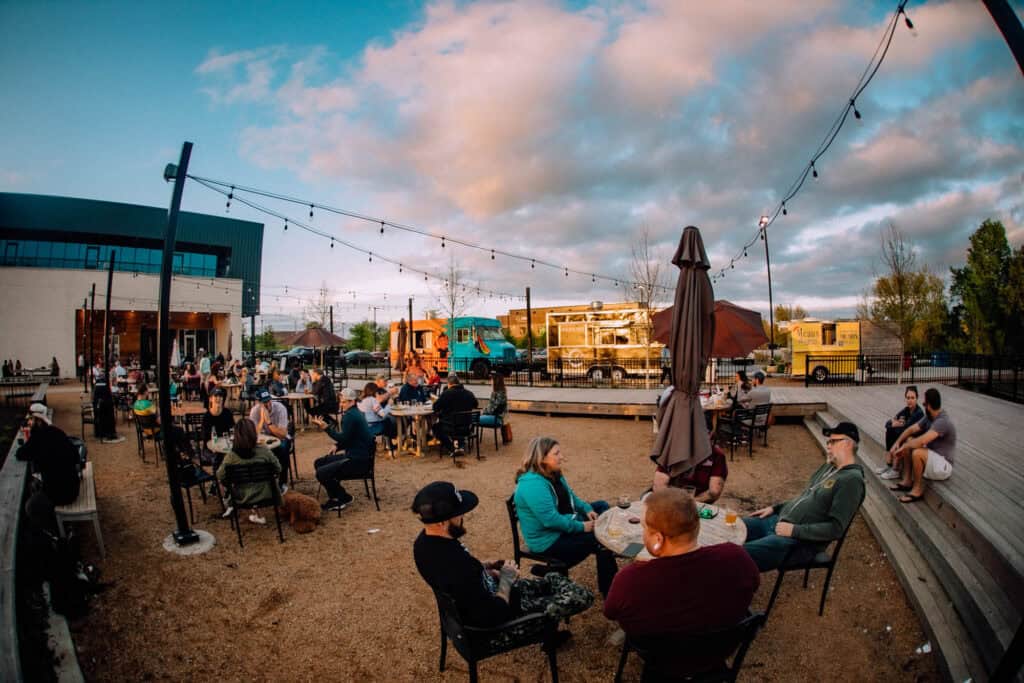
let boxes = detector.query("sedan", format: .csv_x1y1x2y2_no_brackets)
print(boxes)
345,350,375,366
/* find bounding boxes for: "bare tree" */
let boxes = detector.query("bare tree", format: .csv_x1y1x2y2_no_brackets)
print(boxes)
304,281,331,328
629,226,674,309
432,255,477,322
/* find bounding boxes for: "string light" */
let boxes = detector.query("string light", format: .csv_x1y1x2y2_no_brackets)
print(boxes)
284,219,288,232
441,237,445,249
380,221,384,235
309,204,314,220
811,161,818,179
851,98,862,120
226,186,233,212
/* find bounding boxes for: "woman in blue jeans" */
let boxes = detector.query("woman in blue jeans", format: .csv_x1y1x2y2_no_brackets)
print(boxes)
513,436,617,596
479,373,508,428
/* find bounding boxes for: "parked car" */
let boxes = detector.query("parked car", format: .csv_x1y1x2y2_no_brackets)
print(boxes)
370,351,389,363
345,350,375,366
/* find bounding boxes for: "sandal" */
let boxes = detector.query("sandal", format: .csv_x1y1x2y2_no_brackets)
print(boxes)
889,483,913,492
898,493,924,504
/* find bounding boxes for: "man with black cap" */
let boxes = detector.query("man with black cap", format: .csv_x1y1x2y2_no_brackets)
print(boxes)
248,388,291,490
412,481,592,635
431,372,478,459
17,404,81,534
311,388,374,511
741,421,865,572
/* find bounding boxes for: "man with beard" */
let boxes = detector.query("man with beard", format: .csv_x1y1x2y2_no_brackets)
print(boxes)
412,481,592,639
17,403,81,534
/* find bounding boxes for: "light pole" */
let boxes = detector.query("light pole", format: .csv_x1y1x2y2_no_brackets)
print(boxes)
759,215,777,364
369,305,383,352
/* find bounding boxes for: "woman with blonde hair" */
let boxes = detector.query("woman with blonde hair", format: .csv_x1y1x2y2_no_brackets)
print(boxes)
513,436,617,595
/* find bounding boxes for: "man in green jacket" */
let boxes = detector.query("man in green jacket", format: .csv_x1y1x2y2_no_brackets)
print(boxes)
742,422,865,571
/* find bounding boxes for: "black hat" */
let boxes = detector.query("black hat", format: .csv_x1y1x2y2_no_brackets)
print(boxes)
412,481,479,523
823,421,860,443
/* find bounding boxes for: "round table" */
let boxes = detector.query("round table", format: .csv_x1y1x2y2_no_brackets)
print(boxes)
700,395,733,430
205,434,280,454
595,500,746,561
390,403,435,458
171,402,207,417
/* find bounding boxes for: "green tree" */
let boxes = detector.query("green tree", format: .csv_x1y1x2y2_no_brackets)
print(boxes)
950,219,1014,354
348,320,388,351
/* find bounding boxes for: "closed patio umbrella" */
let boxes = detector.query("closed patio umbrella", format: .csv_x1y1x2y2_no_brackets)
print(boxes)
652,226,715,479
396,318,407,371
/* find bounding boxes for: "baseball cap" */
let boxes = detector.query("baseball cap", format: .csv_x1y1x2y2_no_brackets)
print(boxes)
823,422,859,443
28,403,51,425
412,481,479,524
256,389,272,403
340,387,358,401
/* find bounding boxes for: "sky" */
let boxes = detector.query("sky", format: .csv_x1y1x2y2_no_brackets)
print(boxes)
1,0,1022,334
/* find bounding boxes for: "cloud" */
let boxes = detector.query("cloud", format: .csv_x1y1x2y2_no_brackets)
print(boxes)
195,46,286,104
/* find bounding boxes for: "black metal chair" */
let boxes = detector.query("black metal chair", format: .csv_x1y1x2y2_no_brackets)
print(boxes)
80,401,95,440
764,489,866,619
221,462,285,548
172,431,222,523
715,409,755,460
431,588,560,683
287,419,299,483
182,412,205,454
439,410,481,459
327,441,380,516
751,403,772,447
505,496,568,576
133,413,163,463
614,611,766,683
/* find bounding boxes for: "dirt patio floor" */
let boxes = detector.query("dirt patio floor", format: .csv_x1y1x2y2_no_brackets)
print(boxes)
46,389,938,682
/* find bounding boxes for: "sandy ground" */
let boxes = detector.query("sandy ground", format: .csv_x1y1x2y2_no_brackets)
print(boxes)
43,389,938,682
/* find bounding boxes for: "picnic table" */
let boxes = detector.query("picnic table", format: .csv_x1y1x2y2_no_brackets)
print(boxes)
595,499,746,561
391,402,435,458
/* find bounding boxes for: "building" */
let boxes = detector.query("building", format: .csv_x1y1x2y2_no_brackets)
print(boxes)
0,192,263,374
499,301,646,342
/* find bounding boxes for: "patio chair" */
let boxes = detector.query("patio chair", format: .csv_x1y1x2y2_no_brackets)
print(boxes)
715,409,754,461
182,412,205,453
221,462,285,548
287,419,299,483
315,441,381,514
752,403,772,448
80,401,95,440
505,496,568,577
476,414,503,452
133,413,163,463
172,433,222,523
764,489,865,619
439,410,480,459
614,611,766,683
431,588,560,683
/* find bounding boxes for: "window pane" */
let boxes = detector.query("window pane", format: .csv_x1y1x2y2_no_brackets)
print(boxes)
21,241,37,258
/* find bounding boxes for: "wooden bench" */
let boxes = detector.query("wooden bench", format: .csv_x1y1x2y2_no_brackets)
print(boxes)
55,462,104,559
30,382,49,405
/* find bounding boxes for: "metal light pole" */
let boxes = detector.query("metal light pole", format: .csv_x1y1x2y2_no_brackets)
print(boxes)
370,306,383,352
760,215,777,363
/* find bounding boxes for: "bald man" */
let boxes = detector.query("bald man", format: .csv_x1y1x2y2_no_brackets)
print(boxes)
604,489,759,672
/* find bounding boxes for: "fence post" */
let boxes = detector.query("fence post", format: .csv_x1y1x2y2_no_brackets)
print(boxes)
558,358,564,388
804,355,809,388
987,355,994,392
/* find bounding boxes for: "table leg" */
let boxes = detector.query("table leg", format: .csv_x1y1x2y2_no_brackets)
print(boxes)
414,415,425,458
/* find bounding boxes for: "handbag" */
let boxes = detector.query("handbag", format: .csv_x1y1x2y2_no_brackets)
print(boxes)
501,423,513,444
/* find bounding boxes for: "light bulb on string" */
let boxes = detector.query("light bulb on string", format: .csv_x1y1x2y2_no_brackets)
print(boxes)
900,7,913,30
368,253,373,263
490,249,495,260
309,204,314,219
380,221,384,235
811,161,818,179
564,267,568,277
226,186,233,212
851,99,861,120
782,202,788,216
284,219,288,232
441,237,445,249
330,238,334,249
399,264,403,273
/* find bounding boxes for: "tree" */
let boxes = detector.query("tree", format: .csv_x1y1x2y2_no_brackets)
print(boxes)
348,320,388,351
304,281,331,329
865,224,949,353
950,219,1014,355
432,256,478,341
774,304,808,322
628,226,673,309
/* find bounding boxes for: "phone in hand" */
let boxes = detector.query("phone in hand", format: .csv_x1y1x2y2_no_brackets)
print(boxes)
622,542,645,558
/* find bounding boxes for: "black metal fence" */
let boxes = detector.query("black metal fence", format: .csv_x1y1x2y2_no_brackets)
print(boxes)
804,353,1024,404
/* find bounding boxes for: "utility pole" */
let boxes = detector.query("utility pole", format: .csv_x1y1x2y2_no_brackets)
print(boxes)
88,283,96,391
759,215,777,363
102,251,116,373
408,298,414,359
329,305,334,334
369,306,383,352
525,287,533,387
160,142,200,547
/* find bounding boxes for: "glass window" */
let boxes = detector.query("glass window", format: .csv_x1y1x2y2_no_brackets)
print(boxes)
149,249,161,266
21,241,38,259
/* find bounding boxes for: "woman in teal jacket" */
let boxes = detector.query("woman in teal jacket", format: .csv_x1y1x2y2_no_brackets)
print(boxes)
513,436,617,596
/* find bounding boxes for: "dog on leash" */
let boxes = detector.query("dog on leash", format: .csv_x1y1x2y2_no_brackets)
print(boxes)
279,490,322,533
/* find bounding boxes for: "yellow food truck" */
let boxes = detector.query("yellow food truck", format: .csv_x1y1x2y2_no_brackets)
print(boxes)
789,319,861,382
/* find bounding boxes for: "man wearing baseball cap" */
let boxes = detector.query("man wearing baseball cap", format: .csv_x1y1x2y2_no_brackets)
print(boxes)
311,387,374,511
741,421,865,572
412,481,592,638
17,404,81,534
248,388,291,490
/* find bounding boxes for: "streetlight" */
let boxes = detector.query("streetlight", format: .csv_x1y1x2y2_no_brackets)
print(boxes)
759,215,777,363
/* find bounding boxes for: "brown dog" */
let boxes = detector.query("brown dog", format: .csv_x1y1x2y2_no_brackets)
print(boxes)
278,490,322,534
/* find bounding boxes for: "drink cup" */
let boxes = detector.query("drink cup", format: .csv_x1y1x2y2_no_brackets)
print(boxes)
724,508,738,526
682,485,697,498
616,495,631,509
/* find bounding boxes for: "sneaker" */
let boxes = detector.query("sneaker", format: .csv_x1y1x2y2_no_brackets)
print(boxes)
326,500,350,512
248,513,267,525
321,499,340,511
221,505,235,518
880,468,901,480
101,436,126,444
874,464,892,475
452,448,466,459
280,483,289,495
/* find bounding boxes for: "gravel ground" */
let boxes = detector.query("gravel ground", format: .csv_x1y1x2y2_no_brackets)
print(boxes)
43,390,938,682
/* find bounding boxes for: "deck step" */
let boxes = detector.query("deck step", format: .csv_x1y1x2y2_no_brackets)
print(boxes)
806,414,1021,682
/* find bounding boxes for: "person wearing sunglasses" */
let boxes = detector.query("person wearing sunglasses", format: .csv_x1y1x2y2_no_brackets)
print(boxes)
741,422,865,572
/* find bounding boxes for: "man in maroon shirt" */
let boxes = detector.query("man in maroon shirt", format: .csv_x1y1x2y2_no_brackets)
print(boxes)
651,444,728,503
604,488,759,673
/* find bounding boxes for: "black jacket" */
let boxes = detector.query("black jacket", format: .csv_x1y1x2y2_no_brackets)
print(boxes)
17,424,80,505
325,405,374,461
313,376,338,412
432,384,478,417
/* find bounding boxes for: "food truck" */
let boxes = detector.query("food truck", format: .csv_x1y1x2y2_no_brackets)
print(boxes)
789,319,861,382
389,316,517,378
545,306,663,381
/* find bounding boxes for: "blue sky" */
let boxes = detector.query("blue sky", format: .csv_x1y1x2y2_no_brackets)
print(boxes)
2,1,1022,333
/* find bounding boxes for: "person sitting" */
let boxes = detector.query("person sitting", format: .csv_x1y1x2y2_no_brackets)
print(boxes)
747,371,771,407
17,404,81,535
412,481,591,641
201,387,236,469
183,363,201,399
479,372,508,428
239,367,255,399
406,353,427,380
876,385,924,480
651,440,728,503
307,367,338,426
357,382,397,451
426,365,442,386
311,388,374,511
398,372,429,404
888,388,955,503
729,370,753,410
604,488,759,674
248,389,291,492
742,422,865,571
513,436,618,596
113,360,127,380
217,417,281,525
268,368,288,398
133,384,159,436
294,369,313,394
431,373,479,458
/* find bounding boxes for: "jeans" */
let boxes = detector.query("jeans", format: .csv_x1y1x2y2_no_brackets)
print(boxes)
884,420,912,451
272,439,291,486
479,414,502,427
314,453,368,500
368,419,397,441
741,514,817,572
542,500,617,597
